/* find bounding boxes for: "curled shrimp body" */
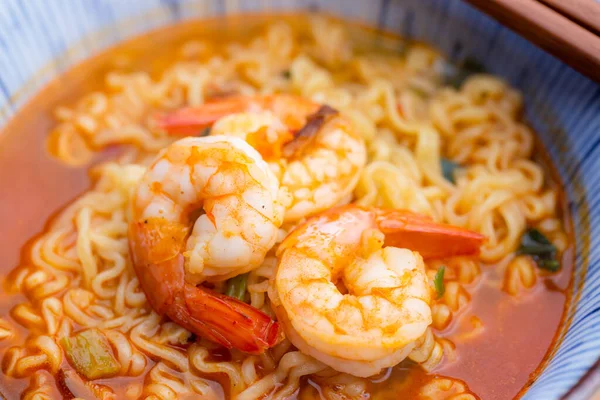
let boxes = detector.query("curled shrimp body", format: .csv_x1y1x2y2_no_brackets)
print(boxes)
270,205,484,377
129,135,284,353
156,95,367,222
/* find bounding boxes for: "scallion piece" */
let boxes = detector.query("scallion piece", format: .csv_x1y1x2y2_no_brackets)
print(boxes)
225,273,249,301
517,228,560,272
441,158,460,184
539,259,560,272
445,57,486,88
434,266,446,299
408,85,428,99
61,329,120,380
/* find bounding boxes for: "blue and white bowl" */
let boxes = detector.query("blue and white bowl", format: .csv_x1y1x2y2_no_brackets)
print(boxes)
0,1,598,398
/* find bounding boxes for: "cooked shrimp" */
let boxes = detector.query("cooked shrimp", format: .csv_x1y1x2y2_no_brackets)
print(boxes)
155,95,367,222
270,205,484,376
128,135,286,353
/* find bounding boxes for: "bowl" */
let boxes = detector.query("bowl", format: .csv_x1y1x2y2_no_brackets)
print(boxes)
0,0,598,399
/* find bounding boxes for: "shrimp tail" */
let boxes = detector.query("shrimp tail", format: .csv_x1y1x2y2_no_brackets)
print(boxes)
375,208,485,259
154,98,251,135
177,284,282,354
154,95,323,136
281,105,338,158
129,221,281,354
136,255,282,354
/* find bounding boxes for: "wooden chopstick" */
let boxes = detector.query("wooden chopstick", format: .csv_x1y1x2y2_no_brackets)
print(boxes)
539,0,600,35
463,0,600,83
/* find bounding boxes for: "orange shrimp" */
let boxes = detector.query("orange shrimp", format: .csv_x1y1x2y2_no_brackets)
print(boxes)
155,95,367,222
155,94,320,136
128,136,287,353
270,204,484,376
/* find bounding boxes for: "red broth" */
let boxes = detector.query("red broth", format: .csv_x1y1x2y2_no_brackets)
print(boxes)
0,14,574,399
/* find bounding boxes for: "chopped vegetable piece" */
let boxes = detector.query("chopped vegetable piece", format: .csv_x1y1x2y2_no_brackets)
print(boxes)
517,228,560,272
61,329,120,380
441,158,460,183
445,57,486,88
408,85,428,99
539,259,560,272
225,273,249,301
434,266,446,299
518,228,555,254
199,127,211,137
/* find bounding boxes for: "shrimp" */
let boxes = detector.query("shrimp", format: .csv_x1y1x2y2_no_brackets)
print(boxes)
270,205,484,376
155,95,367,222
128,135,286,353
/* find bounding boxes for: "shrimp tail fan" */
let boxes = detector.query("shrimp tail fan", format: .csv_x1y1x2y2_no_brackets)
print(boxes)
375,208,485,259
154,97,254,135
175,285,282,354
129,221,281,354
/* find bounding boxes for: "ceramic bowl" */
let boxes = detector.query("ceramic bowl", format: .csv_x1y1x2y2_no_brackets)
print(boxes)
0,1,598,398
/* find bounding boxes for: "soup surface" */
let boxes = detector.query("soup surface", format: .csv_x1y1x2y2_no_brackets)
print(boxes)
0,14,573,400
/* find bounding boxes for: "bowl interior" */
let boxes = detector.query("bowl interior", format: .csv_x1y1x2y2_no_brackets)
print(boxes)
0,0,599,398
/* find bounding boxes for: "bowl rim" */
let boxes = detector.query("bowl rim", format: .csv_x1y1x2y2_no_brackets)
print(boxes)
563,357,600,399
0,3,598,399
